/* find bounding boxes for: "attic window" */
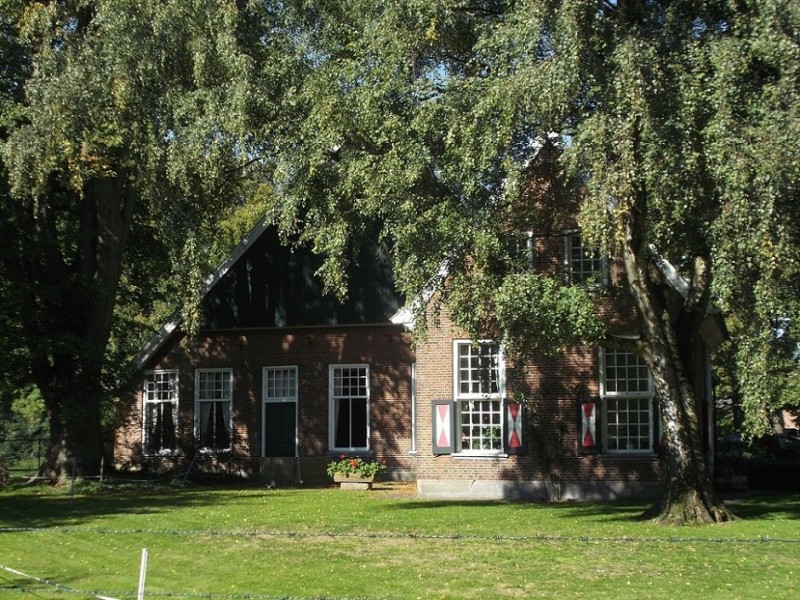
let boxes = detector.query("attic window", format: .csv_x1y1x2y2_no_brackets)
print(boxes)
566,234,605,285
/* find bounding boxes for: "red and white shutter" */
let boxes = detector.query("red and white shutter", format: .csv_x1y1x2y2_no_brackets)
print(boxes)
578,397,600,455
432,399,454,454
503,399,525,455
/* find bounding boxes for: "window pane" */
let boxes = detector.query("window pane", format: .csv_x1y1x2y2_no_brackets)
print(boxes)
265,367,297,400
333,398,351,448
145,401,177,454
456,343,499,397
350,397,368,448
196,370,232,451
144,371,178,454
606,397,651,451
459,398,502,450
199,400,231,450
331,366,369,450
604,350,651,395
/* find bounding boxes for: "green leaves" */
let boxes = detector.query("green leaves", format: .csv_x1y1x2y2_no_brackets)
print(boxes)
3,0,797,445
494,273,605,360
263,0,800,434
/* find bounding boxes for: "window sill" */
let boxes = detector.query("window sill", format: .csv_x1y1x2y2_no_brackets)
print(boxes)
597,452,658,459
326,450,373,459
144,450,179,458
198,448,233,455
453,452,508,460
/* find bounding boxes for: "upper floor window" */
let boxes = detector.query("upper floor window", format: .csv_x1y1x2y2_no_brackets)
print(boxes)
195,369,233,452
143,370,178,455
329,365,369,451
512,230,535,270
600,349,654,453
566,234,605,285
454,341,504,453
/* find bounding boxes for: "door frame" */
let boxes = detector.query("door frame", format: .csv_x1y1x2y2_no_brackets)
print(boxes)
261,366,299,458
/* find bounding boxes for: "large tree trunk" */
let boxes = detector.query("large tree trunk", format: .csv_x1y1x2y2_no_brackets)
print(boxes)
638,313,733,524
13,174,136,480
39,371,106,482
619,198,734,524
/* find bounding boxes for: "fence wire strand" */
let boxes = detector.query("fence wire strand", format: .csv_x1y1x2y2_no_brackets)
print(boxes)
3,524,799,600
1,564,378,600
2,525,799,545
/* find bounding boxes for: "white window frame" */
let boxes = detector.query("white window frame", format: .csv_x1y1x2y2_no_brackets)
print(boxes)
600,349,654,454
142,369,179,456
328,364,370,452
565,232,606,285
516,230,535,269
410,362,417,455
453,340,505,456
194,368,233,453
262,366,298,458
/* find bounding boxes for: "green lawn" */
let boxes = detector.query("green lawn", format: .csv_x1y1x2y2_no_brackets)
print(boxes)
1,481,798,599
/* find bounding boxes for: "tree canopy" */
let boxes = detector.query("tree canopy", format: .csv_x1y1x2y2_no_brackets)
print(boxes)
0,0,287,476
1,0,797,522
260,0,799,522
266,0,800,434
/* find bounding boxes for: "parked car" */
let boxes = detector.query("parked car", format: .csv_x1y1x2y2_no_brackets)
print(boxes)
716,432,800,491
745,434,800,490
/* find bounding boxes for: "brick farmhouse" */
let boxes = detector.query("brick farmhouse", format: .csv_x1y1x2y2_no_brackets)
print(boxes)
115,218,724,499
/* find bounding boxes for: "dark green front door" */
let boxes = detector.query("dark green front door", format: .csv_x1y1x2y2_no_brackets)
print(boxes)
264,402,296,457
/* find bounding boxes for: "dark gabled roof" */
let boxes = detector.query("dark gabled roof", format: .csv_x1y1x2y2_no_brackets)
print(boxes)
131,218,403,370
202,223,402,329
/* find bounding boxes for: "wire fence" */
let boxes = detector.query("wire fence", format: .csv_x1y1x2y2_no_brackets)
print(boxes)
2,562,382,600
3,523,800,545
3,524,800,599
1,562,376,600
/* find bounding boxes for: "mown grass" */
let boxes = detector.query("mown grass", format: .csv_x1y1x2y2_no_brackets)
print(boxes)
1,481,798,599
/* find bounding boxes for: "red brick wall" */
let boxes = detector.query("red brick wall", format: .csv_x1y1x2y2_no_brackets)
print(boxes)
114,324,415,480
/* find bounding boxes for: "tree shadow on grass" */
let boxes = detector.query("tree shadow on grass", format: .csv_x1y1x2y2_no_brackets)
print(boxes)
385,497,649,523
386,492,800,523
0,480,289,529
721,491,800,520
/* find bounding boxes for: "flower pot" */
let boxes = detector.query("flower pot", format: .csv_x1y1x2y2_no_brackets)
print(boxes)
333,473,375,490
